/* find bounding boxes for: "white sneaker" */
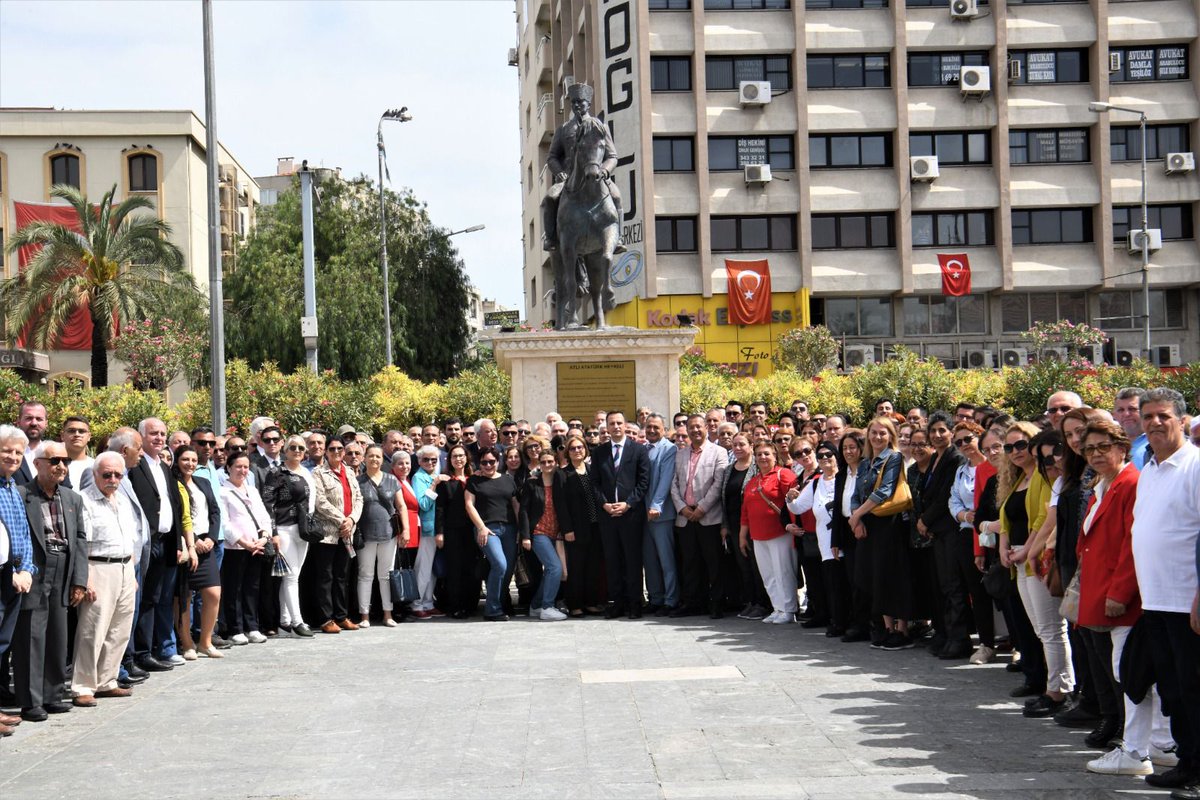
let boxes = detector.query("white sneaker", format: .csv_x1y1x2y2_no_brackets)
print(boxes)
166,654,186,666
969,645,996,665
762,611,782,623
246,631,268,644
771,611,796,624
1150,744,1179,768
540,608,568,621
1086,747,1153,776
230,633,249,645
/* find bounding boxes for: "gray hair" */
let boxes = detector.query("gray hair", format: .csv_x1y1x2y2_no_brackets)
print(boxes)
416,444,439,461
0,424,29,450
1143,387,1187,419
392,449,412,465
474,418,495,435
1048,390,1083,407
1115,387,1147,404
645,413,667,425
108,427,139,453
137,417,164,437
93,451,125,475
248,416,275,441
31,440,65,460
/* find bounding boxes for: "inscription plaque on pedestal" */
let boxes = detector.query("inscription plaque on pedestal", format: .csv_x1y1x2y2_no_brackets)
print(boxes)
556,361,636,421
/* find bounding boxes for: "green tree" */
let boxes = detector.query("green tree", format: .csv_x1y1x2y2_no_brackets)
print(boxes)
225,175,471,381
1,184,189,387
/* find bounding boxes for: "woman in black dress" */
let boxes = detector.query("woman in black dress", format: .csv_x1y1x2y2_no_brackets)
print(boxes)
436,445,478,619
560,434,604,616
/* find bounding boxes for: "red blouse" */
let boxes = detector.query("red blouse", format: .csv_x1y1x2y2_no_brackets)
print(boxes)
400,479,420,549
741,466,798,541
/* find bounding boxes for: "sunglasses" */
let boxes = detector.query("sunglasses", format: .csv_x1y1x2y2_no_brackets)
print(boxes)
194,439,216,447
99,470,124,479
501,430,519,436
479,459,498,466
1083,442,1117,456
816,452,836,460
793,447,813,457
1003,440,1030,453
326,445,344,453
952,435,975,448
1045,405,1074,415
568,444,586,452
286,445,306,452
226,444,246,452
420,457,438,463
38,456,70,466
262,436,281,444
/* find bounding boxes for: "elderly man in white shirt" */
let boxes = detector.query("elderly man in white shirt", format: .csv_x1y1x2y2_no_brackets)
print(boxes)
1130,388,1200,793
72,452,140,708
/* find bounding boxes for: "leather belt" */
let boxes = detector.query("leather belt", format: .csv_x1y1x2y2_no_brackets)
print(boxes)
88,555,132,564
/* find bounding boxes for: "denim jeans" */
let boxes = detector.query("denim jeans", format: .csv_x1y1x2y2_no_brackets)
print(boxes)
530,535,563,612
642,518,678,608
481,523,517,616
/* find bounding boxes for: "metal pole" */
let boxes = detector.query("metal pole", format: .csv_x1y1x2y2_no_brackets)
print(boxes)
1139,113,1152,360
378,124,393,367
202,0,225,433
300,165,318,372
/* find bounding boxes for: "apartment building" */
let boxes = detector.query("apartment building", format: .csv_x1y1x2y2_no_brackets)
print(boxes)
514,0,1200,377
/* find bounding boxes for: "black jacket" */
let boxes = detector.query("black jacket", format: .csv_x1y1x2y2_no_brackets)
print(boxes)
829,466,854,552
260,466,310,530
128,454,184,553
185,475,222,541
20,483,89,608
589,439,650,511
435,478,471,537
919,448,965,536
561,467,598,534
518,471,575,541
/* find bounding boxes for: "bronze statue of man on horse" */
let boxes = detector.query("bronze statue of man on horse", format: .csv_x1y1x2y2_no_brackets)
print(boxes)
540,83,625,330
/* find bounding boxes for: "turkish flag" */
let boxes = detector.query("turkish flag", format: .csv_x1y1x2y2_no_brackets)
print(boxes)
14,201,96,349
938,253,971,297
725,259,772,325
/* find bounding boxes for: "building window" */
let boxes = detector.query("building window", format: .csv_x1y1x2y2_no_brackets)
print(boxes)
823,297,893,337
1009,49,1089,84
656,216,698,252
1099,288,1185,329
709,135,794,171
1009,129,1089,164
1110,45,1189,82
906,0,987,4
127,153,158,192
807,0,887,6
1111,124,1189,161
903,295,987,335
1011,207,1092,245
650,0,692,7
704,0,790,7
810,133,892,168
653,137,695,172
711,214,796,251
706,55,792,91
911,211,994,247
651,56,692,92
807,54,890,88
1001,292,1088,332
907,52,988,87
1112,204,1193,242
50,153,81,189
811,213,894,249
910,130,990,165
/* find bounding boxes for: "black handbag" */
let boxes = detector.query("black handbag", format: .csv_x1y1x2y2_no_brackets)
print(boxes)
299,512,322,543
981,562,1014,601
389,546,419,604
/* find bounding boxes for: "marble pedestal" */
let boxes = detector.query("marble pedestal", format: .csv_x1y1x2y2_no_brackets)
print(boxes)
491,327,698,422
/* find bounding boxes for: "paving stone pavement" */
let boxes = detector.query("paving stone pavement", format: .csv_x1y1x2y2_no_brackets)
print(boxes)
0,615,1168,799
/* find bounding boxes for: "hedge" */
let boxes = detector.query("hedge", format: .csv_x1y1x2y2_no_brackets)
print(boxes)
1,354,1197,441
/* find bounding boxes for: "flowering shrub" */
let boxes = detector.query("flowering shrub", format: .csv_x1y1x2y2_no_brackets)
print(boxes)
772,325,839,378
1021,320,1108,363
114,318,205,390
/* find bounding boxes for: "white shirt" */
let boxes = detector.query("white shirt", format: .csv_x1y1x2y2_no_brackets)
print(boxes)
143,453,172,534
787,474,838,561
81,484,138,559
1132,440,1200,613
67,456,94,490
841,470,858,519
186,482,211,537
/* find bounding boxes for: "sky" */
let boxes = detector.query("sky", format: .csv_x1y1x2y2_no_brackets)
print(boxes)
0,0,524,308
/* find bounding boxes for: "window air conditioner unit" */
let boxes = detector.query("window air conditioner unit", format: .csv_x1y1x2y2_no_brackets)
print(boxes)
1165,152,1195,174
1076,344,1105,365
1153,344,1182,367
1127,228,1163,254
507,48,519,67
960,66,991,97
739,80,772,106
1115,348,1138,367
1109,52,1123,73
1039,346,1069,363
1008,60,1022,83
950,0,979,19
744,164,773,185
964,349,995,369
842,344,876,370
1001,347,1029,367
910,155,940,182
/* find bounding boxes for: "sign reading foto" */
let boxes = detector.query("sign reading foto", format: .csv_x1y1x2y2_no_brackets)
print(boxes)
556,361,636,422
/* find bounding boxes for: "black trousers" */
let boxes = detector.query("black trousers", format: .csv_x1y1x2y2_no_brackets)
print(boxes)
844,537,873,632
678,521,723,610
308,542,351,623
258,566,280,634
1069,623,1099,712
442,525,483,616
564,523,604,611
799,547,827,623
220,549,261,635
934,530,994,647
1142,611,1200,768
12,551,69,710
1002,587,1047,689
599,510,644,610
733,531,770,610
134,537,175,660
822,557,851,630
1076,626,1122,723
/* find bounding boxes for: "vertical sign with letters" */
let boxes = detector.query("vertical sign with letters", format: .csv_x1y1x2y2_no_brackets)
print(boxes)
599,0,645,305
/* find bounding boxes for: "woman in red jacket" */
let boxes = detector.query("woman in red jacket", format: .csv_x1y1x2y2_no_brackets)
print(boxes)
740,441,799,624
1078,420,1170,777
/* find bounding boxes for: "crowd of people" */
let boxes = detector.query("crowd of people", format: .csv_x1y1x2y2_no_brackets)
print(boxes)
0,389,1198,797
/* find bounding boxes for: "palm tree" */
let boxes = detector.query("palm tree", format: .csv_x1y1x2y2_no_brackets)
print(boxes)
1,184,190,387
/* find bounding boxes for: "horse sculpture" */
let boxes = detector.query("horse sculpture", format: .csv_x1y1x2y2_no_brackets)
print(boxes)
552,117,619,330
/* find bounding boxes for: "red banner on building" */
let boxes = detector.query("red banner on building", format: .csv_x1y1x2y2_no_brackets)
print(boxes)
725,259,772,325
13,201,95,350
938,253,971,297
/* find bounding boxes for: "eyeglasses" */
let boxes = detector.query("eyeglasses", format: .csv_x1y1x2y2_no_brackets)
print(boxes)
910,442,931,450
479,459,497,466
37,456,70,466
64,427,89,435
952,435,975,448
1083,442,1117,456
1045,405,1074,415
262,436,281,444
325,445,344,453
345,451,363,458
420,457,438,463
286,445,306,452
1003,440,1030,454
982,443,1004,455
99,470,124,479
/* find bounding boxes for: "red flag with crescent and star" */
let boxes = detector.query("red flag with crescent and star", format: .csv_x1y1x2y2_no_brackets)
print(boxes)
938,253,971,297
725,259,772,325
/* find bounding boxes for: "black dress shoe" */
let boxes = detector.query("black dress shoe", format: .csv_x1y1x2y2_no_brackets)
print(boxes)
21,707,48,722
484,613,509,622
1147,766,1200,789
604,606,626,619
841,627,870,643
710,608,724,620
1006,660,1024,673
136,656,173,672
1055,702,1101,729
125,662,149,679
925,634,947,653
669,605,694,618
45,702,72,714
1084,718,1122,749
627,610,642,619
1023,694,1066,718
655,605,673,617
644,603,662,614
1009,682,1044,698
800,617,827,629
292,624,315,638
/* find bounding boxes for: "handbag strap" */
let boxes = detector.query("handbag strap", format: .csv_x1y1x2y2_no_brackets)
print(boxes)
229,486,266,533
753,471,782,516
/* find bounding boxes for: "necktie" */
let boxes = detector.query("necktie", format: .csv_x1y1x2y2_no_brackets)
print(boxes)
613,443,622,467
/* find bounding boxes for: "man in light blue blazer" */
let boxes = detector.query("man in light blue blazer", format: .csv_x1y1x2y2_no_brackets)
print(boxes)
642,413,678,615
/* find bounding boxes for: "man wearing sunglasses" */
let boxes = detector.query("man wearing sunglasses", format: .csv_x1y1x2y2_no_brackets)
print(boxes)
12,441,88,722
1044,390,1082,431
250,426,285,492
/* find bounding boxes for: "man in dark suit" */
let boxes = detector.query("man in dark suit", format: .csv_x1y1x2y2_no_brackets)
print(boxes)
14,401,49,487
12,441,88,721
127,418,183,672
590,410,650,618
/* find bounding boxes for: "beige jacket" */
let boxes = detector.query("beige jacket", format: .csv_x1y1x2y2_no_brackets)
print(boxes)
311,463,364,545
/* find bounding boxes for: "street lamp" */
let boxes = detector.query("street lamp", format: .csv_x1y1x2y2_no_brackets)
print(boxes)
1089,101,1152,360
447,224,486,237
378,106,413,367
